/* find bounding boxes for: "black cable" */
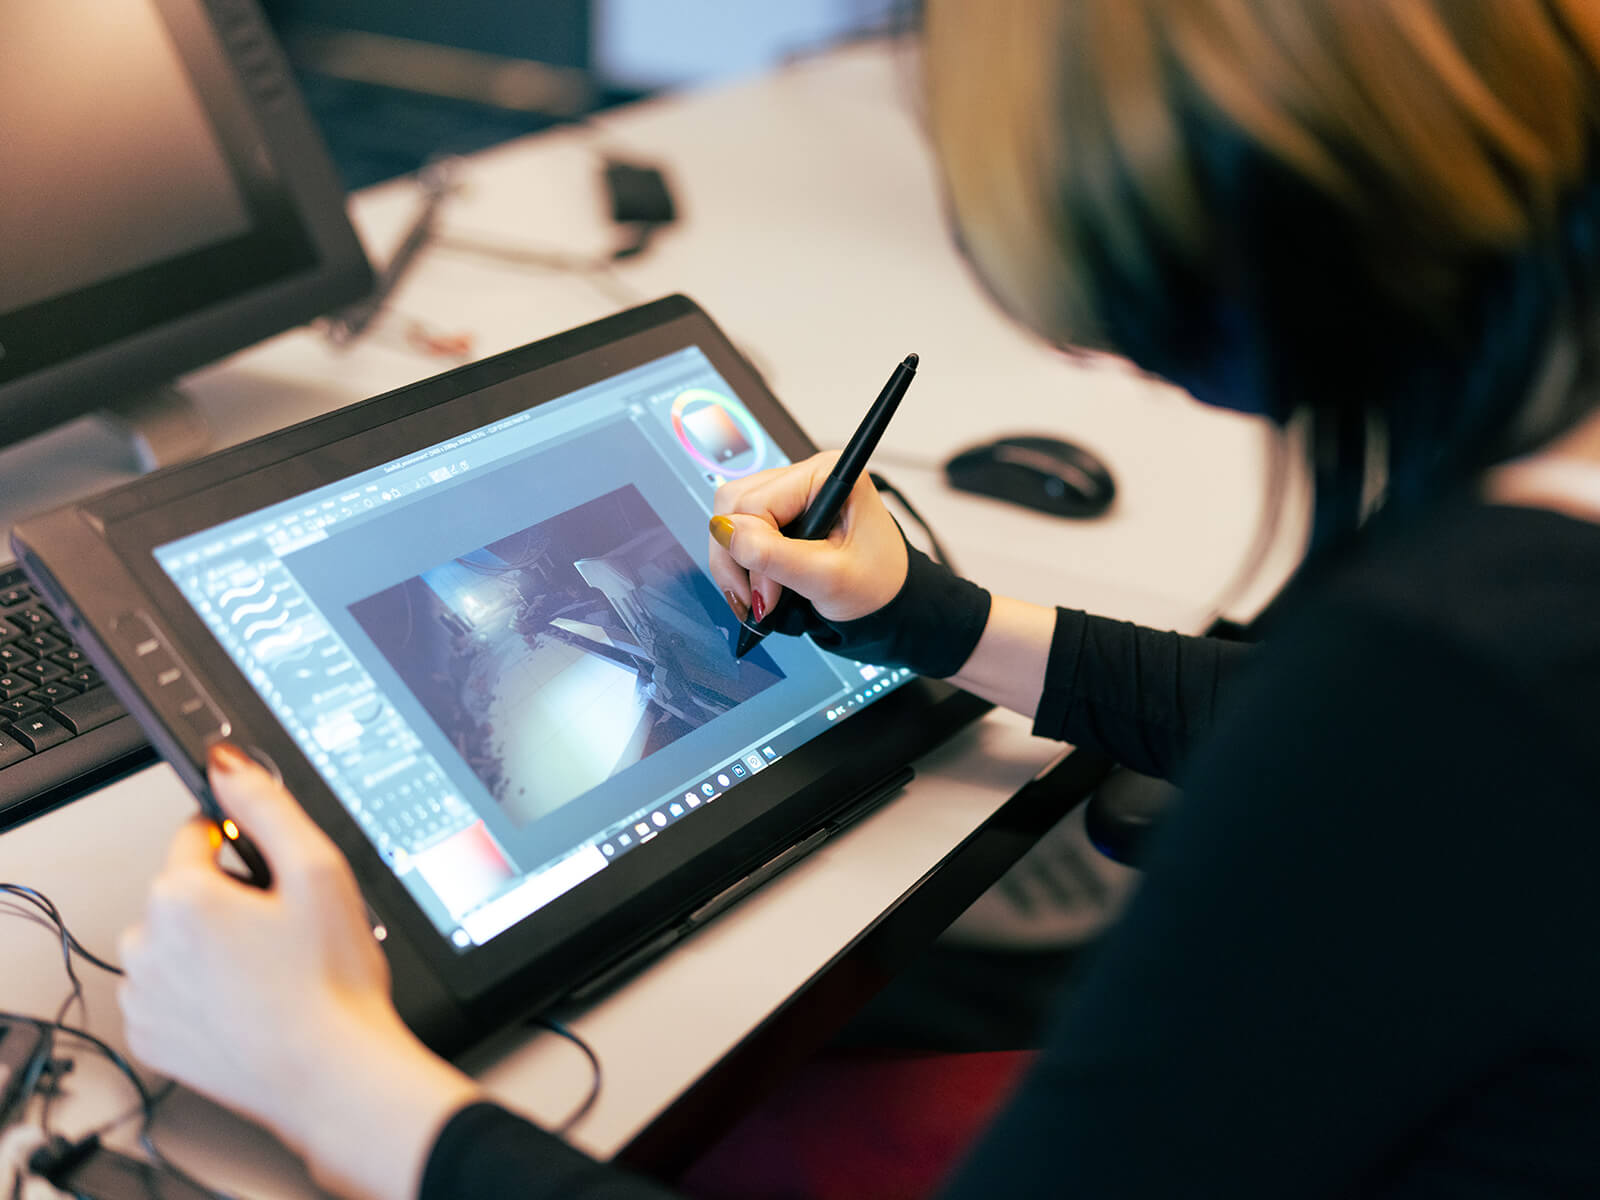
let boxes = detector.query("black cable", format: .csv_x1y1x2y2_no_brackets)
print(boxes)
531,1017,603,1136
870,471,958,573
0,886,233,1198
0,885,123,977
0,1011,229,1199
431,229,646,308
18,898,92,1140
79,1081,173,1145
1,1009,153,1193
0,882,108,1136
0,1012,154,1136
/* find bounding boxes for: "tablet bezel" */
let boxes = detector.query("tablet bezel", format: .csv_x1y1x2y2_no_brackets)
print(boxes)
13,296,988,1053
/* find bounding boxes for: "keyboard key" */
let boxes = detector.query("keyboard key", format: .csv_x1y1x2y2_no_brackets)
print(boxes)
0,728,33,768
6,712,73,753
0,673,33,700
51,686,124,735
4,696,44,719
30,682,80,706
15,660,66,686
0,644,34,669
51,646,89,670
24,632,65,657
13,608,51,631
67,667,101,691
0,587,30,609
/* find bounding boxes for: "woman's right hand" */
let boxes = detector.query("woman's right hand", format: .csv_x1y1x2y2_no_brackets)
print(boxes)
707,451,909,628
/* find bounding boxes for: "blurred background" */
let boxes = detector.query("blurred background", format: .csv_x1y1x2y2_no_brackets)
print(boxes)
261,0,901,189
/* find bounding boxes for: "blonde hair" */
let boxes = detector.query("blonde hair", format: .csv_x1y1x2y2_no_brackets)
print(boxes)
923,0,1600,353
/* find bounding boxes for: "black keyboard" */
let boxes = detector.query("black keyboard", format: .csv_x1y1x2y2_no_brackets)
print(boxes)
0,564,154,829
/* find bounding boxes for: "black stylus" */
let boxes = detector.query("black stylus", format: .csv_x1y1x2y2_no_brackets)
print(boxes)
199,756,275,889
220,817,274,890
197,792,274,889
734,353,919,659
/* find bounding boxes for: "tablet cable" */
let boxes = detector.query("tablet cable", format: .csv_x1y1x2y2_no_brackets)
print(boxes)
0,882,232,1199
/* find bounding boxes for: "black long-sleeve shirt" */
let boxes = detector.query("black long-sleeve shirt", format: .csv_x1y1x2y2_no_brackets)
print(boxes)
422,499,1600,1199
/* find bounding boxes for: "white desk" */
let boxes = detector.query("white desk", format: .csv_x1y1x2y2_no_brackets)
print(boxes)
0,41,1305,1197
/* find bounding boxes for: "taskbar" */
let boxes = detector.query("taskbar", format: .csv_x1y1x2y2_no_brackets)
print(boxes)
449,662,915,948
592,662,915,861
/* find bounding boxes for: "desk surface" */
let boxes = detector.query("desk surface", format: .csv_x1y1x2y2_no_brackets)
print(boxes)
0,41,1303,1197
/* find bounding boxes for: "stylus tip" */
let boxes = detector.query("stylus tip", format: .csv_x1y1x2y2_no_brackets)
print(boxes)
903,353,919,369
735,625,760,659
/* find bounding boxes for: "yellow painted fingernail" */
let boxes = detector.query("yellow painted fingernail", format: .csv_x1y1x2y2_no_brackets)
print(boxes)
709,515,735,549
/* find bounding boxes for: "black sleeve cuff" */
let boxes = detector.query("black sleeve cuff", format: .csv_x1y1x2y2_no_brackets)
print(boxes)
422,1101,674,1200
1031,607,1089,740
1029,606,1257,781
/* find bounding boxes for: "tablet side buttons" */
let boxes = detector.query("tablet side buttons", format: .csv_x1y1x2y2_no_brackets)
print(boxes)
110,611,232,746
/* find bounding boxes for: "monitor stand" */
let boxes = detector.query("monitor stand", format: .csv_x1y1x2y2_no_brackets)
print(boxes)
93,386,211,473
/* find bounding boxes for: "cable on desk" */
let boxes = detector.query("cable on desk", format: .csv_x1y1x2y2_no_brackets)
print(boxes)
0,885,122,978
431,229,647,309
531,1017,603,1136
870,471,957,573
0,1013,228,1199
0,883,111,1137
0,884,233,1198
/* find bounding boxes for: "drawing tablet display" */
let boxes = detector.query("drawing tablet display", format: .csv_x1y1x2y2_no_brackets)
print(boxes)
13,296,986,1054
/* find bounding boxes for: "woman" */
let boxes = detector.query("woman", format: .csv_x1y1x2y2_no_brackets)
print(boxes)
119,1,1600,1196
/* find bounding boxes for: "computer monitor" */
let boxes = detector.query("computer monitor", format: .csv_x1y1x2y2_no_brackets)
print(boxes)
0,0,372,459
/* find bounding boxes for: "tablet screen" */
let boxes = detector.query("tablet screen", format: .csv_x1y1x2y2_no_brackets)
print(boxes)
151,348,913,951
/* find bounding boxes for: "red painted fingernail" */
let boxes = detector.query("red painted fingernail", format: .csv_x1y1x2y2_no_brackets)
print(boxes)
208,741,252,774
751,591,767,623
724,589,749,622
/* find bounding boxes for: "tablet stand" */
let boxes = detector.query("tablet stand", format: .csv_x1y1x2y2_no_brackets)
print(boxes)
94,386,212,473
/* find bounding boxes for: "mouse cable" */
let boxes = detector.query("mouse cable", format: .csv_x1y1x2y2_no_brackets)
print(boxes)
430,229,646,309
870,425,1290,632
869,472,957,574
531,1017,603,1136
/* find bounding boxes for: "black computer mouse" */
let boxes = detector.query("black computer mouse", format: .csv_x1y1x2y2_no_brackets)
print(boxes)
944,434,1116,518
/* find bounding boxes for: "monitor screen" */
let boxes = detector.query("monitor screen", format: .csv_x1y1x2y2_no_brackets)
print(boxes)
151,348,914,951
0,0,368,447
1,3,254,313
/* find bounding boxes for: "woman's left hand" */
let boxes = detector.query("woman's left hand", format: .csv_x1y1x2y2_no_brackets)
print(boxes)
119,742,479,1200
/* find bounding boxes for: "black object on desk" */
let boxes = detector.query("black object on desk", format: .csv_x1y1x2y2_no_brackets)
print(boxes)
945,434,1116,519
735,353,920,658
604,158,677,260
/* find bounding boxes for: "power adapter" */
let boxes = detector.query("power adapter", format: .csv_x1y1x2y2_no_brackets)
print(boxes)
602,158,677,259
